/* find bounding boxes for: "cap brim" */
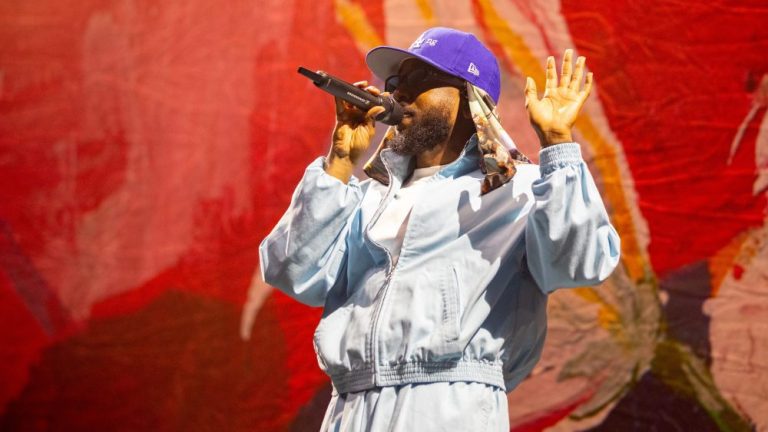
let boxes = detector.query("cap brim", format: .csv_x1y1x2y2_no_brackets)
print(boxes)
366,46,457,82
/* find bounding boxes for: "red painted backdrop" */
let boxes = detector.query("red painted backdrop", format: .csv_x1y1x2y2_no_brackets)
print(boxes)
1,0,767,430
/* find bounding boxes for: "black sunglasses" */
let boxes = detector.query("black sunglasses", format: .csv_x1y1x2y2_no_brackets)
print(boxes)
384,68,465,93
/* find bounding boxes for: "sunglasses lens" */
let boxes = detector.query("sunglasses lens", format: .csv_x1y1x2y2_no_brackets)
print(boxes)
384,68,455,93
406,69,427,88
385,76,399,93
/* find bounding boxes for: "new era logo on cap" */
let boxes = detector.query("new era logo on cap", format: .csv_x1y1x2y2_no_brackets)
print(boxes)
467,62,480,77
411,35,438,49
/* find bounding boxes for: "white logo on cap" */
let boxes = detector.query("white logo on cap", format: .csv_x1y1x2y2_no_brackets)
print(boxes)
468,62,480,76
411,34,438,49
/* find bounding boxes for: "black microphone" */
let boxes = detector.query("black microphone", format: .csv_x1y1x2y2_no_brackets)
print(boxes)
298,66,403,126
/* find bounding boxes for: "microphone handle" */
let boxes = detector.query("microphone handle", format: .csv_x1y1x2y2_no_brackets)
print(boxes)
298,67,403,125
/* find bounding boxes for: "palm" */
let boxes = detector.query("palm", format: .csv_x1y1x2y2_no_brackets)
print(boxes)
525,50,593,145
530,86,583,129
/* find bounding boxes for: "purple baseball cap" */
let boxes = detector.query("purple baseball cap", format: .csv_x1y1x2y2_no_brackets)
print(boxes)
366,27,501,103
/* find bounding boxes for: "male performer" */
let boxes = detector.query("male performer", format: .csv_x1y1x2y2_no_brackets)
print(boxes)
260,27,620,431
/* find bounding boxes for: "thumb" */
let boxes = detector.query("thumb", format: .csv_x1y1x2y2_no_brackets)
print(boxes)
524,77,538,108
365,106,387,123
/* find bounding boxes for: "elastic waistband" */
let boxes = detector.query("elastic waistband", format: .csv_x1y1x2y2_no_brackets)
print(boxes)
329,360,506,394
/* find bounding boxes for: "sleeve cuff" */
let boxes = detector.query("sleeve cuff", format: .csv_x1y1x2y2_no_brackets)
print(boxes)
312,156,360,187
538,143,582,175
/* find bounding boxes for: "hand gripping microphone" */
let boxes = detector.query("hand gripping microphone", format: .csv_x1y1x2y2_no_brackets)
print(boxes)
298,67,403,126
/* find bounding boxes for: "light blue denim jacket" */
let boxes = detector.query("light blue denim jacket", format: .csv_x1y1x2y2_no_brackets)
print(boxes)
260,138,620,393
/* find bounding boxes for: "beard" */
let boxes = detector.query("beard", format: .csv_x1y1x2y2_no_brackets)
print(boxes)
388,103,453,156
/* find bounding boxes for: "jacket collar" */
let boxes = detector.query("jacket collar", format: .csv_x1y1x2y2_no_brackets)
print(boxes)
379,134,480,184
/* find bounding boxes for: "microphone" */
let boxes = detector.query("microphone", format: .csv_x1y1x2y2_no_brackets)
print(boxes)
298,66,403,126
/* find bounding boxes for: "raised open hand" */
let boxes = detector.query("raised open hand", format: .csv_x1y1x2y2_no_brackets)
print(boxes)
525,49,593,147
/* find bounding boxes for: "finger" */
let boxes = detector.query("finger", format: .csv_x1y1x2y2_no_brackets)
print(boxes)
560,49,573,89
353,80,369,88
524,76,538,108
545,56,557,91
569,56,586,91
365,106,387,123
580,72,594,99
335,98,363,122
364,85,382,96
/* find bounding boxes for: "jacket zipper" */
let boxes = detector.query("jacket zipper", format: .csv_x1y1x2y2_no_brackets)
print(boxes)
363,153,401,385
363,139,476,384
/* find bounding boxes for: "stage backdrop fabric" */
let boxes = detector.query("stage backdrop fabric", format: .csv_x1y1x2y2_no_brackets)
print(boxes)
1,0,767,430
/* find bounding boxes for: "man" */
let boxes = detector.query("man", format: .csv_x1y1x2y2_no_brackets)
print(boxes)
260,27,620,431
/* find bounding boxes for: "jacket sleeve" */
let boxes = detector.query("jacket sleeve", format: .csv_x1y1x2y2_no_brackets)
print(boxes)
525,143,621,294
259,157,363,306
